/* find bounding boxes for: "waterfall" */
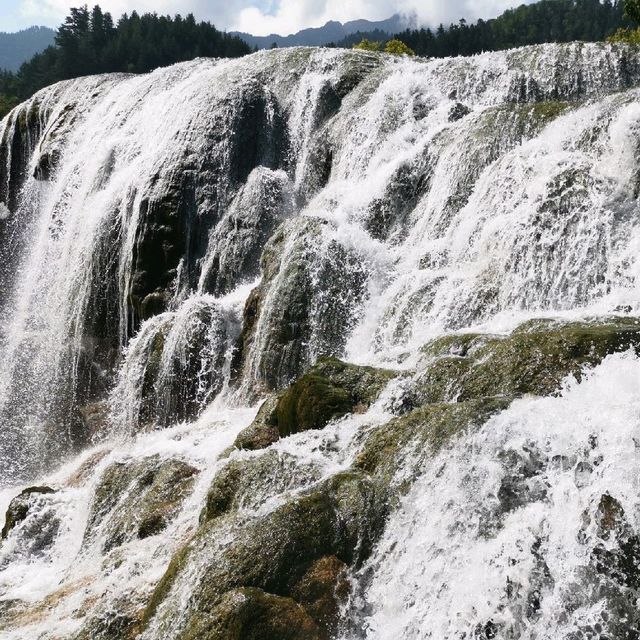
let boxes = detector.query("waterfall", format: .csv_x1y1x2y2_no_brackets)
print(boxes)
344,352,640,639
1,43,640,639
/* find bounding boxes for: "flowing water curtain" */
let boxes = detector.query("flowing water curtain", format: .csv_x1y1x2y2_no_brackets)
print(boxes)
2,44,640,481
1,43,640,638
347,352,640,639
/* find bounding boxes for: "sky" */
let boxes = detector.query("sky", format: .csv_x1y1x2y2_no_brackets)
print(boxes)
0,0,536,36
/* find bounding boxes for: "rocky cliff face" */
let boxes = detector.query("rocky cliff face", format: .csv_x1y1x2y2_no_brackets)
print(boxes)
1,44,640,639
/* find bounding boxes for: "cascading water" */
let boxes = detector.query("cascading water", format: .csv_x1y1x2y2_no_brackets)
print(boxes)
342,351,640,640
1,43,640,639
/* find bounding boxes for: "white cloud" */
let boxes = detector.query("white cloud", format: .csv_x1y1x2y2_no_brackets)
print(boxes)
15,0,536,35
233,0,537,35
234,0,396,35
16,0,257,29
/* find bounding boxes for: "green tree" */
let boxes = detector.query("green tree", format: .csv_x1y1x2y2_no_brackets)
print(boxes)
624,0,640,24
0,94,19,119
608,26,640,42
353,38,382,52
0,4,252,112
384,39,415,55
378,0,629,58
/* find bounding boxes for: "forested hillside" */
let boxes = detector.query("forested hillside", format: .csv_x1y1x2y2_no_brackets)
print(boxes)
390,0,628,57
0,26,55,72
0,6,251,117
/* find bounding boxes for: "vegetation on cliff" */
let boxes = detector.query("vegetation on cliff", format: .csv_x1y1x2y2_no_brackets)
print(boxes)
337,0,630,56
353,38,415,56
608,0,640,42
0,4,250,115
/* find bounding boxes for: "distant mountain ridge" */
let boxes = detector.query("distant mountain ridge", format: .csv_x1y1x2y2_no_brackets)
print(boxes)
0,26,55,71
232,14,414,49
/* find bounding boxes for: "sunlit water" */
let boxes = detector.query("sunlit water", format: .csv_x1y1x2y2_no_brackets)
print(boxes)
0,44,640,638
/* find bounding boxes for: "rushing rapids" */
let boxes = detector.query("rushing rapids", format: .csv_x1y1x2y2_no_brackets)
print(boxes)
1,43,640,639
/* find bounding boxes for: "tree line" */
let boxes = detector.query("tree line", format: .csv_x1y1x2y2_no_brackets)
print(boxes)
384,0,629,58
0,5,251,117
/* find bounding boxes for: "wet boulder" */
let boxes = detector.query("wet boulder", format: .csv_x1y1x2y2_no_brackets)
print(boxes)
84,455,198,553
72,601,143,640
128,176,193,326
407,317,640,407
290,555,350,636
273,357,395,438
125,84,288,331
113,298,231,433
448,102,471,122
364,150,433,242
178,587,323,640
592,494,640,591
496,446,548,515
144,472,387,634
294,128,334,206
0,486,60,566
1,486,55,539
199,167,292,296
231,358,395,450
231,395,281,452
355,398,511,492
226,81,289,188
235,217,369,391
201,450,322,522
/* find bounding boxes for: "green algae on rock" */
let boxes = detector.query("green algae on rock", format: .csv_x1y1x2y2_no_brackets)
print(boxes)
356,398,511,492
84,455,198,552
274,357,395,437
201,450,322,522
410,318,640,407
230,395,281,452
231,357,395,450
144,471,387,634
177,587,323,640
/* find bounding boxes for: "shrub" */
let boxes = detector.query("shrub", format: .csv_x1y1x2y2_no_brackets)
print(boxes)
384,39,416,56
607,27,640,44
353,39,382,52
625,0,640,25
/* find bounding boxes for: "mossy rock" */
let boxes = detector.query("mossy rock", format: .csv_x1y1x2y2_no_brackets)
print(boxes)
232,358,395,449
84,455,198,552
144,471,386,631
290,555,350,636
528,100,571,122
411,318,640,406
274,357,395,438
177,587,323,640
132,301,228,432
71,605,143,640
1,486,55,539
201,450,322,522
356,397,512,491
237,217,370,391
231,395,280,451
275,373,353,437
